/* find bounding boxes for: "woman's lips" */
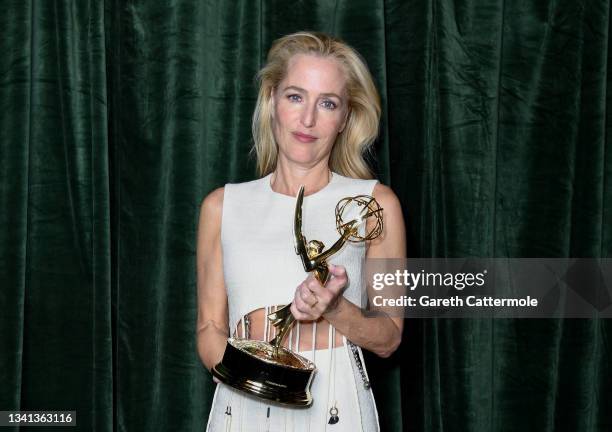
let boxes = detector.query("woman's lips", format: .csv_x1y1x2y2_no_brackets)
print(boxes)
292,131,317,143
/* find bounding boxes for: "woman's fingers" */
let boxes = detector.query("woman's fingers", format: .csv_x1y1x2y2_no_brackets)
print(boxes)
291,298,315,321
290,265,349,320
300,284,319,307
326,264,348,292
290,282,319,320
307,265,347,310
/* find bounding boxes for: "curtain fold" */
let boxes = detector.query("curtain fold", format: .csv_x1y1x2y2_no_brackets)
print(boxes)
107,0,214,429
0,0,32,418
409,1,612,431
1,1,611,431
0,1,112,431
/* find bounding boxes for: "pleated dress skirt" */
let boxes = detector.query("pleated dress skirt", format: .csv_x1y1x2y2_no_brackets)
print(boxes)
206,344,378,432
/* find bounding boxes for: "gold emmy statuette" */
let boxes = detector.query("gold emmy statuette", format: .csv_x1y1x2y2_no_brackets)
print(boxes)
212,185,383,406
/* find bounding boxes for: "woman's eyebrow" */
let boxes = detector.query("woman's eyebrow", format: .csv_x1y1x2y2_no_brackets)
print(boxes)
283,85,342,100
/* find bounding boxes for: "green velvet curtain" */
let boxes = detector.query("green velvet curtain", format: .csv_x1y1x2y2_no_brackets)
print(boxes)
1,1,611,431
0,1,112,431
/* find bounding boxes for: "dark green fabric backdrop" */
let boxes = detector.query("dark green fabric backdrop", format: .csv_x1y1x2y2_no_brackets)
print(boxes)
1,0,611,431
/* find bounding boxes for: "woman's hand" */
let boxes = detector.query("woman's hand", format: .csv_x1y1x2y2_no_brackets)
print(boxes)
290,264,348,321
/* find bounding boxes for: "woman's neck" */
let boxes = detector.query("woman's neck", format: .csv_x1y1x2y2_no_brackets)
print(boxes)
270,160,331,197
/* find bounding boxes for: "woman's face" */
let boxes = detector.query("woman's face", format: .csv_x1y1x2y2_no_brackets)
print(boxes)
272,54,349,168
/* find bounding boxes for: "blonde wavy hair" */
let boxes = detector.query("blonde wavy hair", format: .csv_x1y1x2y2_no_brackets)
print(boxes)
252,31,381,179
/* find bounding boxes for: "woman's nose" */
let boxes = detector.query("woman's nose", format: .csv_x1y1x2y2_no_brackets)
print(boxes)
300,103,316,128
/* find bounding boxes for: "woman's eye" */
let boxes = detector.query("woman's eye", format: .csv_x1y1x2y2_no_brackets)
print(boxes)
287,94,302,102
321,99,337,110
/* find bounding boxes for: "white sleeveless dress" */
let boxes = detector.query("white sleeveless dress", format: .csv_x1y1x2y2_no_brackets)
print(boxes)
206,172,380,432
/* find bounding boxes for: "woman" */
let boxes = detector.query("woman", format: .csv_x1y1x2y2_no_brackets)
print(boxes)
197,31,405,431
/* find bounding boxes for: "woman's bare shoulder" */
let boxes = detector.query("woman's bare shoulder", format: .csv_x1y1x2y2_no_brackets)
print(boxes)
372,183,401,212
369,182,406,256
201,186,225,208
199,187,225,226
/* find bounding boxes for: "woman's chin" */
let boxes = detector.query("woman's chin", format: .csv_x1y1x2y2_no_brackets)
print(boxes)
286,156,326,168
278,149,327,167
281,141,333,163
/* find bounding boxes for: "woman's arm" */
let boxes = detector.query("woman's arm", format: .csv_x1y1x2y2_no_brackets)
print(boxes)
196,187,230,371
290,183,406,358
